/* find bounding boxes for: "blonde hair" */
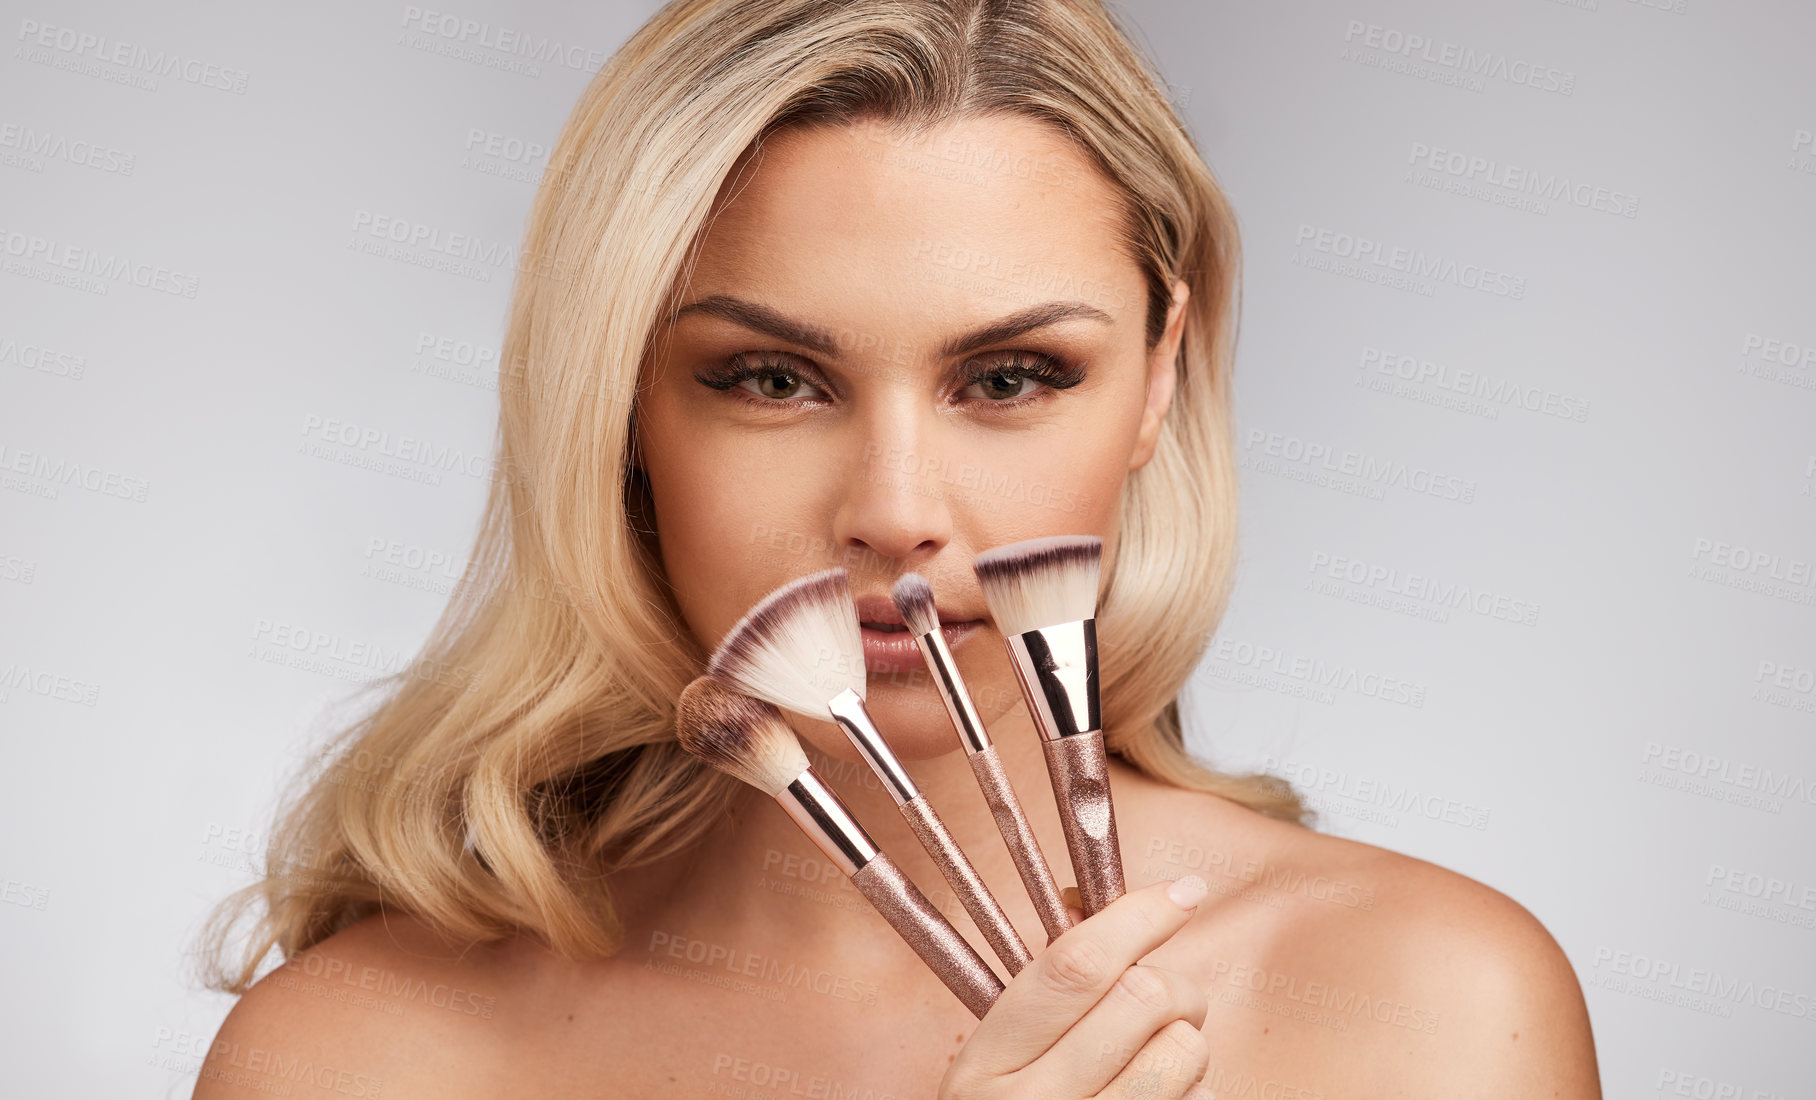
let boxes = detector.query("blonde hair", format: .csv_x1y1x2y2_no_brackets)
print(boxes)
193,0,1309,996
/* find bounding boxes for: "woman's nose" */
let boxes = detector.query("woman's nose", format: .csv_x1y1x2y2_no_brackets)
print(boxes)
829,409,956,565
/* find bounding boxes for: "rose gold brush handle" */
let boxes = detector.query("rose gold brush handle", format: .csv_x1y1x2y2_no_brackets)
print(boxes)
970,745,1072,941
898,795,1033,974
1040,731,1125,915
850,852,1004,1018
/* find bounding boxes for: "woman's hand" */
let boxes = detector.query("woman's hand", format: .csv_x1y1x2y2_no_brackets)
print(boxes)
938,875,1213,1099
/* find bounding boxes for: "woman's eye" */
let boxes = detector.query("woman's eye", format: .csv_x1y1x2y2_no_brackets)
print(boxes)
965,369,1040,402
696,351,1083,410
694,354,830,405
738,370,823,401
959,354,1086,405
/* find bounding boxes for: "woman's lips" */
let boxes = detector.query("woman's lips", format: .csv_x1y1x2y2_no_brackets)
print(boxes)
860,619,983,676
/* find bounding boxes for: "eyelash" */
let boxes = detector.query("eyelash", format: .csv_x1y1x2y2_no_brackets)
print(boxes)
694,352,1086,412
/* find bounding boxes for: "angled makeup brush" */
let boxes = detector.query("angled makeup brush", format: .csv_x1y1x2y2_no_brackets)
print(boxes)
708,569,1034,975
892,573,1072,942
973,535,1124,916
674,675,1002,1018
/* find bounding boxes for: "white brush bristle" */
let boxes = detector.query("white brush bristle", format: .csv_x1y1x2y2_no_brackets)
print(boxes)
674,675,810,796
706,568,866,716
972,535,1103,636
890,573,940,637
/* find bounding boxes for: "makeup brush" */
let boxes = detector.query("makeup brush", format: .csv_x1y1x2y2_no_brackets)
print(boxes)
892,573,1072,942
674,675,1002,1018
708,569,1034,975
972,535,1124,916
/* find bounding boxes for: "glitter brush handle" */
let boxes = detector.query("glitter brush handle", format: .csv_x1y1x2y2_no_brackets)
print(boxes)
850,852,1004,1018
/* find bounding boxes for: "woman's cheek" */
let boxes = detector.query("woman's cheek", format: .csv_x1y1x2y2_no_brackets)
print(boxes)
958,433,1125,536
674,456,845,640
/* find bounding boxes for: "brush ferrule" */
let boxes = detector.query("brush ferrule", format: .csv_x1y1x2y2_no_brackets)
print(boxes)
912,627,991,755
1004,619,1099,742
827,688,919,806
776,769,879,877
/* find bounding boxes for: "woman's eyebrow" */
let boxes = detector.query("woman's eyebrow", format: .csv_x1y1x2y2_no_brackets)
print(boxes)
665,294,1114,359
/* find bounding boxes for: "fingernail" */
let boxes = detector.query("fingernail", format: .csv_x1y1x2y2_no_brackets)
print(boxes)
1166,874,1208,910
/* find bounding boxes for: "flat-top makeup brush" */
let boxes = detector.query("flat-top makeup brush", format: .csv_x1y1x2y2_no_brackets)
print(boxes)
892,573,1073,942
708,569,1034,975
972,535,1125,916
674,676,1002,1018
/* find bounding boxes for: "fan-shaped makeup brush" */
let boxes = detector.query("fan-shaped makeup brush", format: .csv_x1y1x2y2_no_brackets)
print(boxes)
708,569,1033,975
972,535,1125,916
674,675,1001,1018
892,573,1072,942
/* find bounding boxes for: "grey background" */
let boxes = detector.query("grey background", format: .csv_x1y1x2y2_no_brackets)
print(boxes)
2,0,1811,1094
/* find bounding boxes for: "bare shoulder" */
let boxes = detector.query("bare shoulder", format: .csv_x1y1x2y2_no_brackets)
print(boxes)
193,909,529,1098
1289,821,1600,1094
1123,778,1602,1098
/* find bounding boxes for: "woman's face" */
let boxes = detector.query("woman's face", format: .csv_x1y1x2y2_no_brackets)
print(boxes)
636,112,1189,763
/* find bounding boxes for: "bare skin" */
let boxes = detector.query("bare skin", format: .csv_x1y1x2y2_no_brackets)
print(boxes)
196,115,1600,1098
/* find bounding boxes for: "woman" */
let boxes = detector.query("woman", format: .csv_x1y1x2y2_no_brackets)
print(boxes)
194,1,1600,1095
